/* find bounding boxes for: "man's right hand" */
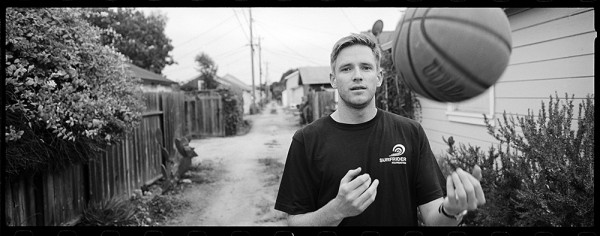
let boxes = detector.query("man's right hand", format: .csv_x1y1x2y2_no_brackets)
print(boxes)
332,167,379,218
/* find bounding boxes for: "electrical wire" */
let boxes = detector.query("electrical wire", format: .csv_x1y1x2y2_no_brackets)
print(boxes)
340,9,360,32
172,14,236,50
174,23,242,60
253,19,330,51
232,9,250,41
255,23,322,66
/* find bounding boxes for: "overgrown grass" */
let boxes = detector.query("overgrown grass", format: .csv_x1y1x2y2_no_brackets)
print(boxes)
185,160,221,184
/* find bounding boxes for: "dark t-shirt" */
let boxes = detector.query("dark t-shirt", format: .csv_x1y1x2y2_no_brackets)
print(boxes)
275,109,446,226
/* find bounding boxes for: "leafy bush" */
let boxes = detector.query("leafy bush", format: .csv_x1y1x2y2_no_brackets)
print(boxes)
439,93,594,226
77,197,138,226
376,48,421,121
216,86,245,136
5,8,144,177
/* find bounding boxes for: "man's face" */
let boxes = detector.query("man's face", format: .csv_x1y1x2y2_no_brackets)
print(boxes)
330,45,382,109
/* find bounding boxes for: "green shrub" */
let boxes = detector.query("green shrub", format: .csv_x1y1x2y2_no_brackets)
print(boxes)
216,86,245,136
439,93,594,227
4,8,144,176
376,47,421,120
77,197,138,226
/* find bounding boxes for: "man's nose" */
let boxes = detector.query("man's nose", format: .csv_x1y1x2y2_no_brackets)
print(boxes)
352,69,363,82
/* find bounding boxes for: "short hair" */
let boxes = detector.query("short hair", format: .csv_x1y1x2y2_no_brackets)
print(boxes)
330,33,381,73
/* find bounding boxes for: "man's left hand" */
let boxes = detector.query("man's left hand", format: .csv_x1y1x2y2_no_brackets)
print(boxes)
442,165,486,215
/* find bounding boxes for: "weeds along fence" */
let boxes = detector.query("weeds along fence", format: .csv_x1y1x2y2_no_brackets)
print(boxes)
4,91,223,226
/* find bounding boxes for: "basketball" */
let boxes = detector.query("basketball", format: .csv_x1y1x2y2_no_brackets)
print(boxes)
392,8,512,102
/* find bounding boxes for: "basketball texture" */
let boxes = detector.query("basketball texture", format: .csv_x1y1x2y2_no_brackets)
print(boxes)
392,8,512,102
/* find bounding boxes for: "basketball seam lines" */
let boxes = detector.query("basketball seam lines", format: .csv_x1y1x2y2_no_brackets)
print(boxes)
409,15,512,53
419,8,492,91
404,8,443,101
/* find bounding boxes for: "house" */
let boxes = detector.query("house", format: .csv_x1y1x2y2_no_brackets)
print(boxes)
127,63,178,92
180,73,253,114
415,8,595,157
281,66,334,109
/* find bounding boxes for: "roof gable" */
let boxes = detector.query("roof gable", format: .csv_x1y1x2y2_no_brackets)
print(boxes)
219,74,252,91
127,63,176,85
297,66,331,85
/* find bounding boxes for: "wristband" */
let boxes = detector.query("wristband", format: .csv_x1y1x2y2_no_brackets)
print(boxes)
439,203,467,222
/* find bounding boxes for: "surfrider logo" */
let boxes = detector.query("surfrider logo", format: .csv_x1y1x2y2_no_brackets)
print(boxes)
380,144,407,164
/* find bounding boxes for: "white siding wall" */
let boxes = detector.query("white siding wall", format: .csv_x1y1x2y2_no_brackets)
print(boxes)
243,91,252,115
421,8,595,157
284,72,304,108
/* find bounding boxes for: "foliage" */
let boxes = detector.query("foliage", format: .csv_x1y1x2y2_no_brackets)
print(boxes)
77,197,138,226
82,8,175,74
439,93,594,227
194,52,219,89
4,8,144,177
216,86,245,136
376,49,421,121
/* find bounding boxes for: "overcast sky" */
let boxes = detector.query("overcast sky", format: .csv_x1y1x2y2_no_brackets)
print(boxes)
136,8,406,87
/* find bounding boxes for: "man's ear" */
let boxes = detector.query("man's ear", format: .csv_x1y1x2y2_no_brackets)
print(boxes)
376,69,383,87
330,73,337,89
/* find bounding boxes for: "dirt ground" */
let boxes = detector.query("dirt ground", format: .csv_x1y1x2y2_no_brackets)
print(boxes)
164,102,301,226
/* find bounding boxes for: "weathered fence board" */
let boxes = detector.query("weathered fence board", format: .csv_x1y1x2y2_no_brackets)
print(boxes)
306,90,336,123
183,91,224,138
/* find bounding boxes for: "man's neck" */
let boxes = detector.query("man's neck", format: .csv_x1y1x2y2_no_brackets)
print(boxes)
331,101,378,124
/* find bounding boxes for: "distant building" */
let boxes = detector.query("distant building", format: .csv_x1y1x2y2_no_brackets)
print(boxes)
181,73,253,114
127,63,178,92
282,66,333,109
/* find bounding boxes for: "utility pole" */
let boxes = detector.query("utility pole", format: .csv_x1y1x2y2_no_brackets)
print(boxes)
258,37,263,104
265,62,269,101
249,8,256,113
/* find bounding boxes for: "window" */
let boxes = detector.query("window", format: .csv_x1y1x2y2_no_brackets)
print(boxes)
446,86,495,126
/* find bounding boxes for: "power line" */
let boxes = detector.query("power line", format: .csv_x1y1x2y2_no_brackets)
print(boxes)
253,20,330,51
232,9,249,41
253,18,338,37
340,9,360,32
173,14,236,49
175,23,241,60
262,47,320,66
255,23,322,66
213,45,248,59
163,45,247,74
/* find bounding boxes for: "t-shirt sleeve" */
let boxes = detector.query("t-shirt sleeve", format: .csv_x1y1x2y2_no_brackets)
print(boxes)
415,125,447,206
274,130,320,215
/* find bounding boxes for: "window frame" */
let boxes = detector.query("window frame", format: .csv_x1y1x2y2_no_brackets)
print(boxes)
445,85,496,127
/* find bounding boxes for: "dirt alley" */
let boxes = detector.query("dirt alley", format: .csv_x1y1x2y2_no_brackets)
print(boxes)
165,102,301,226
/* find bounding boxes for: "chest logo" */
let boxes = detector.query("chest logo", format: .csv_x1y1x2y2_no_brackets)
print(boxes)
380,144,407,164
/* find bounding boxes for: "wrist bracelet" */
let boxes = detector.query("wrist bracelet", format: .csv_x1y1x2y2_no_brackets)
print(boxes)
438,204,466,221
438,204,455,219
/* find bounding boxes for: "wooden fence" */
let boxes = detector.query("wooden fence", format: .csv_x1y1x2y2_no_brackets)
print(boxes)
306,90,336,123
3,91,224,226
184,91,225,138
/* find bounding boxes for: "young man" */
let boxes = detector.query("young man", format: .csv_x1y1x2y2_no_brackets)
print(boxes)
274,33,485,226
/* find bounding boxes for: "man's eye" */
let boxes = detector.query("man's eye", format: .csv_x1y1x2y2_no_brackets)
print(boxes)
341,67,351,72
362,66,373,70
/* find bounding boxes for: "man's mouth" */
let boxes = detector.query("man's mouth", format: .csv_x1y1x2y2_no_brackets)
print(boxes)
350,86,367,91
